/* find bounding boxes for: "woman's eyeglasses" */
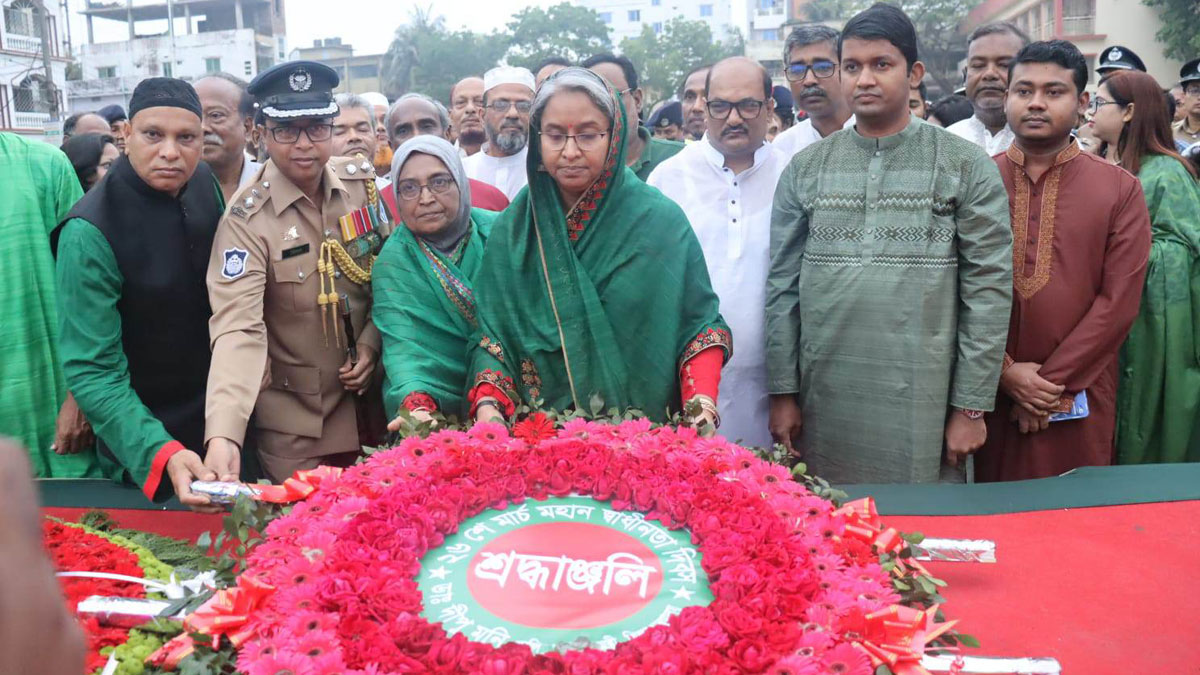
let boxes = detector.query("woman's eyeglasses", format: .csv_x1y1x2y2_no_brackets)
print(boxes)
1086,96,1122,115
395,174,456,201
541,132,609,152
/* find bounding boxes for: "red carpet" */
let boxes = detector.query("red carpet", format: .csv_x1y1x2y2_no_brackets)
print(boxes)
45,501,1200,672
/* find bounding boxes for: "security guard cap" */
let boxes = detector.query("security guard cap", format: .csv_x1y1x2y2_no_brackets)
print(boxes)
649,101,682,129
249,60,340,121
1096,46,1146,74
1181,58,1200,85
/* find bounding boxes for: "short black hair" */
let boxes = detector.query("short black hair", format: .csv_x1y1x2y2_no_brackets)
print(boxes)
1009,39,1088,95
916,81,928,100
927,94,974,127
62,112,85,136
705,57,772,99
197,72,254,117
839,3,919,72
967,22,1030,49
60,132,116,190
679,63,712,96
582,53,638,90
534,56,572,74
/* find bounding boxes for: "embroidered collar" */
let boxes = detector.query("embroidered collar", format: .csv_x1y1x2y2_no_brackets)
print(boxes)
1004,141,1080,170
848,115,919,152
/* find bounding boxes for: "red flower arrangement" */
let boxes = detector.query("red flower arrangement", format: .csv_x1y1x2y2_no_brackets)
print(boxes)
43,521,149,673
226,421,954,674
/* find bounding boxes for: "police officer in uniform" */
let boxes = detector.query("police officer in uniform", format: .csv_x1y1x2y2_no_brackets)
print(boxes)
203,61,391,483
1096,45,1146,77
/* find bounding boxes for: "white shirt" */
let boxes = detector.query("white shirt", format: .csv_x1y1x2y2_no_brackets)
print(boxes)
238,154,262,189
463,145,528,200
770,115,856,162
646,139,785,449
946,115,1014,156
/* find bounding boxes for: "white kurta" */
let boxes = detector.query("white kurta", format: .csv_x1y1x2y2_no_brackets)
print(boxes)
647,139,784,449
771,115,856,162
946,115,1015,155
463,145,528,200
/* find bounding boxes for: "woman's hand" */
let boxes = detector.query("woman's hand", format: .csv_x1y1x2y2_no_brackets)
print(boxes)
475,402,503,424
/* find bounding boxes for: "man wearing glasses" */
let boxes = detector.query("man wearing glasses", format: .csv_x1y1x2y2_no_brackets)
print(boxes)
646,56,784,449
1173,58,1200,149
772,24,854,161
204,61,388,486
463,65,535,200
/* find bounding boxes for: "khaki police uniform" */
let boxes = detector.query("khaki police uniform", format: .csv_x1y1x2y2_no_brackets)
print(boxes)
204,154,388,480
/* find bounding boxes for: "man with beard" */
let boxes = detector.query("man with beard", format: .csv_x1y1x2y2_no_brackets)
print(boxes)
196,73,260,202
53,78,225,508
680,65,711,141
648,56,784,449
767,3,1013,483
977,41,1150,481
449,76,486,157
584,53,684,180
947,22,1028,155
463,66,534,200
204,61,385,484
381,92,509,211
772,24,854,160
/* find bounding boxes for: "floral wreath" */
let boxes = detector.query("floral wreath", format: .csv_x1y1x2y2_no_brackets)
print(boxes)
44,519,176,674
206,419,957,675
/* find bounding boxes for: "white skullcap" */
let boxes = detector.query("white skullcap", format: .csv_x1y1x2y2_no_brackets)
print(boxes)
483,66,535,94
360,92,389,109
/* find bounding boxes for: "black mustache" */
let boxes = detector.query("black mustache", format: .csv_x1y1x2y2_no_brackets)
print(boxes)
721,125,749,136
799,86,827,99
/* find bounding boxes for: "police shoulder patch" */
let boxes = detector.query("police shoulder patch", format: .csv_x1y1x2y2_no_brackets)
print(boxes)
222,247,249,280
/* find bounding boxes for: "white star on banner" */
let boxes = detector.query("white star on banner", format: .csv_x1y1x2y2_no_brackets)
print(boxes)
428,566,450,580
671,586,694,601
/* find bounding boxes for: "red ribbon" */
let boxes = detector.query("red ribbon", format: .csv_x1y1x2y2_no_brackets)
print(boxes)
146,574,275,670
855,604,958,675
836,497,929,576
253,466,343,503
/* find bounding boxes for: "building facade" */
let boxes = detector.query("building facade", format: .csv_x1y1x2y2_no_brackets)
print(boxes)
68,0,286,113
965,0,1183,88
1,0,71,138
579,0,742,46
288,38,384,95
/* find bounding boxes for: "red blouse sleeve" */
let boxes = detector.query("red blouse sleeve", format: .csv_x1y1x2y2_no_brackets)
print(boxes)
402,392,438,413
680,346,723,403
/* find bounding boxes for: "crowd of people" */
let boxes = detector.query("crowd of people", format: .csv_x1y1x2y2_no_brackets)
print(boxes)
3,2,1199,510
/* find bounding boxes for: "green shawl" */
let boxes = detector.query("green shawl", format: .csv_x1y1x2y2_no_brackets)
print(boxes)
467,70,730,420
1116,154,1200,464
374,208,497,418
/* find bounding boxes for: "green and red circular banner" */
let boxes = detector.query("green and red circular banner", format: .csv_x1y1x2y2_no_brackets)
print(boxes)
416,496,712,652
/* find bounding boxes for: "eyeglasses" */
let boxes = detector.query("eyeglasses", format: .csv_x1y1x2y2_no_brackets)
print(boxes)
706,99,766,120
1087,96,1122,114
1185,84,1200,96
785,60,837,81
395,174,457,201
486,99,533,114
541,131,609,152
266,123,333,144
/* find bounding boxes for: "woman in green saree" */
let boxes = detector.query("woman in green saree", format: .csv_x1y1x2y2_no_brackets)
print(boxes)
373,135,498,425
1092,70,1200,463
467,67,731,425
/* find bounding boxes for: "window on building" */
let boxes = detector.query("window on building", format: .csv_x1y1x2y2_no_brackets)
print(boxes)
4,0,36,36
628,9,640,21
1061,0,1095,35
350,64,378,79
205,57,221,73
758,0,776,8
244,60,253,75
700,4,713,16
162,61,173,77
753,28,780,41
97,66,116,78
599,11,612,23
651,0,660,5
652,22,663,34
13,74,46,112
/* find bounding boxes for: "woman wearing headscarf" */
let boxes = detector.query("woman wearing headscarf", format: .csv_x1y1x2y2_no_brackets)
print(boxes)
467,67,730,426
1089,70,1200,464
373,135,498,425
60,133,119,192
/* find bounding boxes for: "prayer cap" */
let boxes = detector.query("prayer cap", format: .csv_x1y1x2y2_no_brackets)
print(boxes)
248,60,339,120
649,101,682,129
1096,46,1146,74
128,78,202,121
97,104,127,123
483,66,535,94
361,91,389,111
1181,58,1200,85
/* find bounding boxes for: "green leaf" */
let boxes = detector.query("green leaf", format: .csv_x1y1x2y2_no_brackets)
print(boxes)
957,632,981,648
589,393,605,417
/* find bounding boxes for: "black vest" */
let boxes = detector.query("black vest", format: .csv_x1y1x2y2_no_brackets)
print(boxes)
54,155,221,454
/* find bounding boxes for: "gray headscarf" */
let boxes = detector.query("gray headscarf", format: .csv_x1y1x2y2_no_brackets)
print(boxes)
389,135,472,252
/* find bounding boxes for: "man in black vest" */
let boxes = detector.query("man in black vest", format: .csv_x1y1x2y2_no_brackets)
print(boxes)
54,78,226,511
